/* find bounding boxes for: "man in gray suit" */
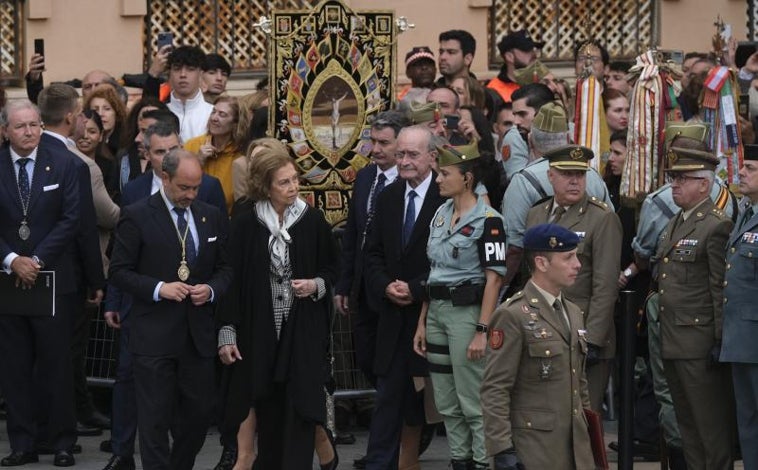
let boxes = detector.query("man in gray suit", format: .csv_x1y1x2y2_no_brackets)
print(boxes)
722,144,758,469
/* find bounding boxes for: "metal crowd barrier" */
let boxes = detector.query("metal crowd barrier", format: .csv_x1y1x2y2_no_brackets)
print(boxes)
85,227,377,404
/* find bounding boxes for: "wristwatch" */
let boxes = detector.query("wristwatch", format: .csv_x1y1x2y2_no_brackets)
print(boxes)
475,323,489,333
32,255,44,269
623,267,634,278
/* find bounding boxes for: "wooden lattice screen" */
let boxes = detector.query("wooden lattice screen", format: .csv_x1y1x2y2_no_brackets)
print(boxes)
145,0,316,73
0,0,22,82
489,0,656,64
750,0,758,40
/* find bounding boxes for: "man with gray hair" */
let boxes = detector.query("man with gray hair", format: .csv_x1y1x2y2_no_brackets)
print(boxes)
654,147,736,469
500,102,611,297
0,99,81,466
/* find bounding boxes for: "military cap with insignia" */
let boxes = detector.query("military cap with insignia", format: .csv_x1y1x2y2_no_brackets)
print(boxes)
663,121,709,149
744,144,758,161
665,146,719,172
532,102,569,134
513,60,553,86
544,145,594,171
408,101,441,124
436,139,480,167
523,223,581,252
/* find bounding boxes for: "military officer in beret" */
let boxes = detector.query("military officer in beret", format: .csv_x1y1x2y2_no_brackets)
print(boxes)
413,139,506,470
721,144,758,469
525,144,622,412
655,146,735,469
632,121,737,467
482,223,595,470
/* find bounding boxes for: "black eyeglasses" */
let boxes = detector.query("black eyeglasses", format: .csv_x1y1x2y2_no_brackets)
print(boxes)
666,174,705,184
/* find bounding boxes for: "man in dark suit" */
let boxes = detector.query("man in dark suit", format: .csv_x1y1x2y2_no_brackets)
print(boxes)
363,125,446,470
334,110,408,378
37,83,111,440
101,121,227,470
0,100,81,466
109,149,232,470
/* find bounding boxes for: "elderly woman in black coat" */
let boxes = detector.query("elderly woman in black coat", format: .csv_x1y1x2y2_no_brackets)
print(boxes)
218,146,337,469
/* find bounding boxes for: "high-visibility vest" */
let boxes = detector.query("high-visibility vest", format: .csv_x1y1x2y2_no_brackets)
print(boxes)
487,77,519,103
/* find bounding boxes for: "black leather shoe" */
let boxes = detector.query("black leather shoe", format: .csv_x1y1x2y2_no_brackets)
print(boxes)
213,446,236,470
608,439,659,461
36,444,81,455
53,450,75,467
0,451,38,466
102,455,135,470
77,421,103,436
99,440,112,453
352,454,367,469
80,410,111,429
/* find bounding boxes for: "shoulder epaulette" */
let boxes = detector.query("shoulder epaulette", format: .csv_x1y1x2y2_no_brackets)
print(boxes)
588,196,609,210
505,291,524,306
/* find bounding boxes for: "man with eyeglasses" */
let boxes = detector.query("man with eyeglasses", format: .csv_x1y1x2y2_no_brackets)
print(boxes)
653,147,736,469
525,145,622,414
631,121,737,468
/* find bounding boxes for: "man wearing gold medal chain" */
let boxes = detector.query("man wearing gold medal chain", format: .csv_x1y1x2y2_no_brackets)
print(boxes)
109,148,232,469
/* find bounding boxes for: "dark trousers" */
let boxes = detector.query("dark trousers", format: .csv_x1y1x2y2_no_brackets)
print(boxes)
0,294,77,452
366,351,424,470
254,383,316,470
110,316,137,457
133,338,214,470
732,363,758,469
352,290,378,384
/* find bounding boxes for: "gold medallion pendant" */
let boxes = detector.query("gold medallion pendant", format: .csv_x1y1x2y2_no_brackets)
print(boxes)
178,261,190,281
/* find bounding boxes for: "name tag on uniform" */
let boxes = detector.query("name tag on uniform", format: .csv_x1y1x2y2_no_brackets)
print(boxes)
742,232,758,244
676,239,698,247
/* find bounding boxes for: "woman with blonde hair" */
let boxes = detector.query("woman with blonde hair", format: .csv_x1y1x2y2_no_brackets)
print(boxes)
184,95,247,212
218,146,337,469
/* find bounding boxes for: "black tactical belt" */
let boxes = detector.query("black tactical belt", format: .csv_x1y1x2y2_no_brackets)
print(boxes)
427,284,484,306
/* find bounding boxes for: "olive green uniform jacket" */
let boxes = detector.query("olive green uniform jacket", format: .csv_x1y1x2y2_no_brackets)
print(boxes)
526,194,622,358
481,280,595,469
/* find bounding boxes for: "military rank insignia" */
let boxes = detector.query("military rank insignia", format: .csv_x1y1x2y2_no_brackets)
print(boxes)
489,328,504,350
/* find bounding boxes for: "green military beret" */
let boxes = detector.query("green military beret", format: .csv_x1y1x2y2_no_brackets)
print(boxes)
532,102,569,134
545,145,594,171
436,139,480,168
408,101,441,124
513,60,552,86
664,122,709,149
665,146,719,172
